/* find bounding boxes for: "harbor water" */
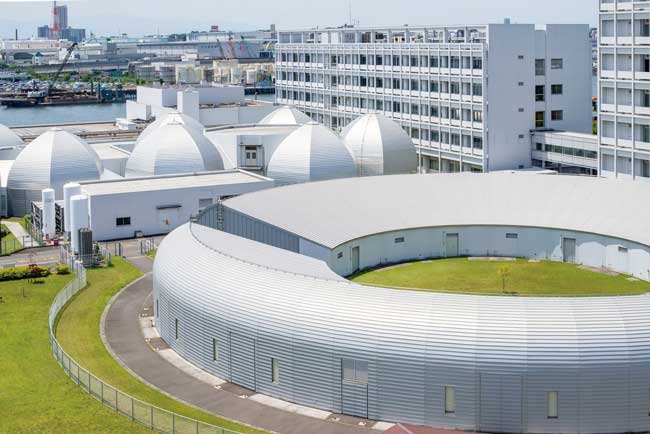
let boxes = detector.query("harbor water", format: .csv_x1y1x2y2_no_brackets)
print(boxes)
0,93,276,127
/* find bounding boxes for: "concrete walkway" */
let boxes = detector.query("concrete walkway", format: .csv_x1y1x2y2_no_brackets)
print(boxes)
4,220,40,247
102,256,377,434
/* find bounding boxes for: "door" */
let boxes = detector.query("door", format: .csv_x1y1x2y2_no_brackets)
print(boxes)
351,246,360,273
158,207,180,232
228,332,256,391
562,237,576,263
480,373,524,434
341,359,368,418
446,233,459,258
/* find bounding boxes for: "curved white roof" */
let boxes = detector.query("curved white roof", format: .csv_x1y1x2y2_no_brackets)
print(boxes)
125,121,225,177
0,124,23,148
225,172,650,248
7,128,103,195
341,113,418,176
135,111,204,149
259,106,311,125
266,122,357,185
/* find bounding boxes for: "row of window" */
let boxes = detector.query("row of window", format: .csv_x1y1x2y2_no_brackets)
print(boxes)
279,52,484,70
535,110,564,128
535,58,564,76
535,142,598,159
535,84,564,101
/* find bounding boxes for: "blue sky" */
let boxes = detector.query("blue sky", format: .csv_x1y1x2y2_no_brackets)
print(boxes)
0,0,597,39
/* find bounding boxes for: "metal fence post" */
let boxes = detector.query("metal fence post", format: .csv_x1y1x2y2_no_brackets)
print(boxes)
172,413,175,434
115,388,118,412
150,406,154,429
100,381,104,404
131,398,134,420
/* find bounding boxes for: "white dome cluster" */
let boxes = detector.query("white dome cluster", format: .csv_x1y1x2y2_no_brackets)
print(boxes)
126,114,225,178
134,111,205,150
7,128,103,215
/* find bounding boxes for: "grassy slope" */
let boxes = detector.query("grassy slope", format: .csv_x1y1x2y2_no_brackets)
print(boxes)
1,223,22,255
352,258,650,296
0,272,152,434
56,258,265,434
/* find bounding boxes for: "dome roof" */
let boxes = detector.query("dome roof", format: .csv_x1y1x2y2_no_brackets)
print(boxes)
7,128,103,215
0,124,23,148
259,106,311,125
135,111,204,149
266,122,357,185
341,114,418,176
125,121,225,177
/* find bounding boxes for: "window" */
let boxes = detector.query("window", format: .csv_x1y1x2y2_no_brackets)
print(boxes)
619,246,629,253
547,391,558,419
518,108,525,113
535,59,545,76
175,318,179,340
271,358,280,384
518,82,525,87
212,338,218,361
342,359,368,384
337,252,343,259
506,233,519,239
445,386,456,414
394,237,405,244
472,58,482,70
518,55,525,60
551,84,563,95
551,110,564,121
116,217,131,226
536,142,543,151
472,83,482,96
155,299,159,317
535,85,545,102
551,58,563,69
536,111,546,128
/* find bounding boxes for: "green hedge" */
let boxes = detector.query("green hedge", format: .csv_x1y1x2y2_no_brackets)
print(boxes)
0,265,50,282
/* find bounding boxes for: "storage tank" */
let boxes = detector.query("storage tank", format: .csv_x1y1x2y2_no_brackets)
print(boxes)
41,188,56,239
63,182,81,235
69,194,89,255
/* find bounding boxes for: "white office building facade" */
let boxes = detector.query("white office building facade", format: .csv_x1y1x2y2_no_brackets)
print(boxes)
276,24,592,172
599,0,650,180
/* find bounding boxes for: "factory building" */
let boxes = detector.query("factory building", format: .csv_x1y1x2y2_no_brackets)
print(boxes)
276,23,593,172
137,40,262,59
155,172,650,433
598,1,650,180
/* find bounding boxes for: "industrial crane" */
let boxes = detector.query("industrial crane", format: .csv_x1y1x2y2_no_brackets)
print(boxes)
47,42,77,96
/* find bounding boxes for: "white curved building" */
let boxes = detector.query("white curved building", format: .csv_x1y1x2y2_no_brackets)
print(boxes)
259,106,311,125
155,173,650,434
0,124,23,148
125,121,225,178
134,111,205,150
7,128,103,215
342,113,418,176
266,122,357,185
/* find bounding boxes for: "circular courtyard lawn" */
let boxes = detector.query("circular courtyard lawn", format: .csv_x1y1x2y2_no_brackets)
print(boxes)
350,258,650,297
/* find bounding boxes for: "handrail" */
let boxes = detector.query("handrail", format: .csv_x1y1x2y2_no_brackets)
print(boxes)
48,260,245,434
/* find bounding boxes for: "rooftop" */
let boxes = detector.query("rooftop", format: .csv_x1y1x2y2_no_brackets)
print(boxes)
79,169,271,196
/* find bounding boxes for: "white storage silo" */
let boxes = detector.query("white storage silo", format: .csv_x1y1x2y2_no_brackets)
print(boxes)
69,194,89,255
63,182,81,235
41,188,56,239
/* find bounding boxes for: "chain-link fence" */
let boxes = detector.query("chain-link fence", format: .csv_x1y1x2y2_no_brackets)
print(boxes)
48,261,245,434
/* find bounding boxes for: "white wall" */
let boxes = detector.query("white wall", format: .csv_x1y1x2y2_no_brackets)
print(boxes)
323,225,650,281
86,179,273,241
199,105,276,128
136,86,177,108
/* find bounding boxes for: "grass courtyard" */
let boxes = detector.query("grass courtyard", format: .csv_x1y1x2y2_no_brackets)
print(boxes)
1,257,264,434
351,258,650,297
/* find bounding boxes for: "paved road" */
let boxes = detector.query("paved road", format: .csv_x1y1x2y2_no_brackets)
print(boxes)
0,246,59,267
4,220,40,247
103,256,378,434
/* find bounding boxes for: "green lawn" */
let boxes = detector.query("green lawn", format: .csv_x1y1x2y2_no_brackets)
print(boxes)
0,270,152,434
1,223,23,256
55,258,265,434
351,258,650,297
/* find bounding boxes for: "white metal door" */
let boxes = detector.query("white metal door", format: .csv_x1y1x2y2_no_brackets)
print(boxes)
229,331,256,391
446,233,459,258
563,237,577,263
351,246,360,273
158,208,180,231
480,373,524,433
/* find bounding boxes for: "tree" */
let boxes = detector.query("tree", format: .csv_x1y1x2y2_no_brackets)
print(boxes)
497,265,511,293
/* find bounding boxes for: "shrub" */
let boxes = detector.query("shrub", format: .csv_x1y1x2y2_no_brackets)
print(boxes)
0,265,50,282
55,264,71,275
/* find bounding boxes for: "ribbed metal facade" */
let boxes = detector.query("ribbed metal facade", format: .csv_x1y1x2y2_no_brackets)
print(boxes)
155,222,650,433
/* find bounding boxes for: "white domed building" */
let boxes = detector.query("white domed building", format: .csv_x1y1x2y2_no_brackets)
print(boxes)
125,121,226,178
0,124,25,160
259,106,311,126
7,128,103,215
266,122,357,186
134,111,205,151
341,113,418,176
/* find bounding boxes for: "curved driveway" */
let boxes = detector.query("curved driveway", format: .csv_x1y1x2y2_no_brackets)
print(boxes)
102,256,377,434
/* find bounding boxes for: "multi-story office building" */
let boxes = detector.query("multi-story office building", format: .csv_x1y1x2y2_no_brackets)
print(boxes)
598,0,650,180
276,23,592,172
